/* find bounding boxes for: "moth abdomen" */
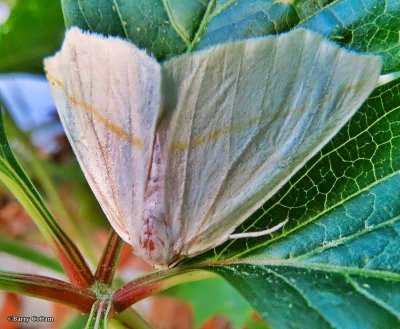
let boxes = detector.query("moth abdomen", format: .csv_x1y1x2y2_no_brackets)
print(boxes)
137,133,175,265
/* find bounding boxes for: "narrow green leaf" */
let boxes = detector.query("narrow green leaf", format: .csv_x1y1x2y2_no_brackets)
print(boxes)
0,108,94,286
2,112,98,264
0,233,63,273
61,0,400,72
0,0,64,73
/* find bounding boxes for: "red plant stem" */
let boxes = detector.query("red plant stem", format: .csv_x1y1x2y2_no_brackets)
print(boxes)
0,271,96,312
94,231,123,285
113,269,214,312
113,279,161,312
53,235,94,287
113,271,169,311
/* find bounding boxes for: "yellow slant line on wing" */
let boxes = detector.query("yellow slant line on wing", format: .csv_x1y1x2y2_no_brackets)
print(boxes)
46,73,144,148
47,73,365,153
170,115,262,152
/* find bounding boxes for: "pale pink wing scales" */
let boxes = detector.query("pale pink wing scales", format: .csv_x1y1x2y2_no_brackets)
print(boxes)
44,28,161,243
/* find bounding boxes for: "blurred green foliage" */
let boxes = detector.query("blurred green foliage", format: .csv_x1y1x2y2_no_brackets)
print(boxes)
0,0,64,73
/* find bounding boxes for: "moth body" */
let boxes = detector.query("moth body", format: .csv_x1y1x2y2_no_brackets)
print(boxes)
139,133,174,266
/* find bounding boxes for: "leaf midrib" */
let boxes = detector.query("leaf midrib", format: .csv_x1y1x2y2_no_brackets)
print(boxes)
213,259,400,281
208,259,400,323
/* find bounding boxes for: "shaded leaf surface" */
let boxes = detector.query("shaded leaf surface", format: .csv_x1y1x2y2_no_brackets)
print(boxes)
62,0,400,72
213,263,400,329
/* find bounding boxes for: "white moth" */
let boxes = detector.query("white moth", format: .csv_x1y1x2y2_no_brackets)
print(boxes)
44,27,381,268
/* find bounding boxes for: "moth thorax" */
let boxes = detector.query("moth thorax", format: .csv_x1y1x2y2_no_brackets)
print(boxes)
138,134,172,266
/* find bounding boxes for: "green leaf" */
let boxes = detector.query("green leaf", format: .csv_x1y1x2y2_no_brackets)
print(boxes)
0,0,64,73
299,0,400,74
0,108,93,286
194,77,400,327
61,0,400,72
212,263,400,329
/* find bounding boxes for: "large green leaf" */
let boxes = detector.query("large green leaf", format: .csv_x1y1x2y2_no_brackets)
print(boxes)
62,0,400,72
0,0,64,73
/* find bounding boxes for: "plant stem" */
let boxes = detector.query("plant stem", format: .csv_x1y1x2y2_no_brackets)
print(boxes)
113,268,215,312
0,271,96,312
95,230,123,285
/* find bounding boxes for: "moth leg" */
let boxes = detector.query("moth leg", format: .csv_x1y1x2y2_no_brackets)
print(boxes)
153,258,182,271
228,219,288,239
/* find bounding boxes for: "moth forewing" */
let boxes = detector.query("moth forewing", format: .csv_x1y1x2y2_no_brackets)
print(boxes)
44,28,161,247
45,28,382,268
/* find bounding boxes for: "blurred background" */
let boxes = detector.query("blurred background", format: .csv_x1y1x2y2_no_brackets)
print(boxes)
0,1,271,328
